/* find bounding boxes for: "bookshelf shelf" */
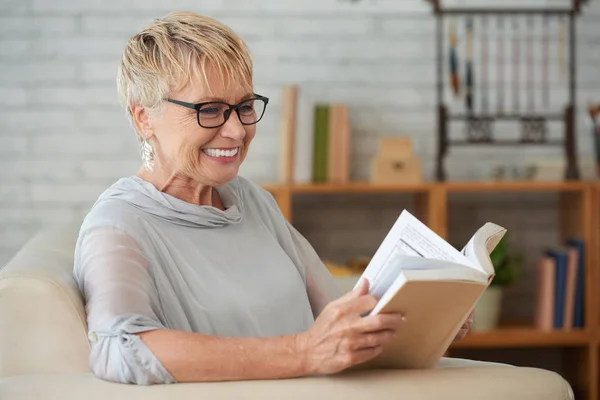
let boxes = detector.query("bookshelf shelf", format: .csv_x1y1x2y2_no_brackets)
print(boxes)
264,179,599,399
262,180,591,195
261,181,432,194
451,328,591,349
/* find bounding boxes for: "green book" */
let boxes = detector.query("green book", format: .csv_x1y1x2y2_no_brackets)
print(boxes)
312,104,329,182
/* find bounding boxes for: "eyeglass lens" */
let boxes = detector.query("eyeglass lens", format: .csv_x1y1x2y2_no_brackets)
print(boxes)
198,98,266,128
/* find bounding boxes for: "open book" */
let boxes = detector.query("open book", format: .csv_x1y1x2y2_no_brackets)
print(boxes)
353,209,506,370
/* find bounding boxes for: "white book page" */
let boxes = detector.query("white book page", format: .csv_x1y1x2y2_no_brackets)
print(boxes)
460,222,507,275
357,210,476,296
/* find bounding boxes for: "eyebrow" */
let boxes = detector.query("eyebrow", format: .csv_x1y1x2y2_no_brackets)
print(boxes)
193,93,255,104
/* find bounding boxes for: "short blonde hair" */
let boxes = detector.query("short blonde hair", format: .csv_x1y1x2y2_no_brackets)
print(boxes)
117,11,253,125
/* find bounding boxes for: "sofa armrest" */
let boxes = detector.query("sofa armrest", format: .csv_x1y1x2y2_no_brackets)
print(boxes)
0,224,90,377
0,367,574,400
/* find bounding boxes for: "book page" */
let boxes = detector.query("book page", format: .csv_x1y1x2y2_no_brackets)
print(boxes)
460,222,507,275
357,210,476,296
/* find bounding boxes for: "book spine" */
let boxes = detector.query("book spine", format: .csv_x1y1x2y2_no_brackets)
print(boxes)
566,238,585,329
546,249,567,329
534,256,555,331
562,248,578,330
293,92,315,184
312,105,329,183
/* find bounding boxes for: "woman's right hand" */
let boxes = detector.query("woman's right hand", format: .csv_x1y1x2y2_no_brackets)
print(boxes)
296,279,405,375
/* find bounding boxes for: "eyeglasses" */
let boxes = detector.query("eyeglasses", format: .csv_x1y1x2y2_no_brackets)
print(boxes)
165,94,269,129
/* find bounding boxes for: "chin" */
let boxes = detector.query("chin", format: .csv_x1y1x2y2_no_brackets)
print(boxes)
206,166,240,187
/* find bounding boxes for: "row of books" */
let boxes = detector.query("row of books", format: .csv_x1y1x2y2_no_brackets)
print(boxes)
279,85,351,184
534,237,585,331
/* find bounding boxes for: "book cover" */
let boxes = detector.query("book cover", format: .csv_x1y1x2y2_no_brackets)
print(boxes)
545,249,568,329
566,237,585,329
534,256,555,331
312,105,329,183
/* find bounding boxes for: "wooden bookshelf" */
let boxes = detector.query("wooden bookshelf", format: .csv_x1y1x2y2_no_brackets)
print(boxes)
451,327,591,349
262,179,600,400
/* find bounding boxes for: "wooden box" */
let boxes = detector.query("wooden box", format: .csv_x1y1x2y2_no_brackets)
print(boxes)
378,137,413,160
370,156,422,183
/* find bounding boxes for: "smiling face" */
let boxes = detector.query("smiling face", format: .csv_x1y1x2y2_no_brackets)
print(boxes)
134,65,256,187
117,12,257,190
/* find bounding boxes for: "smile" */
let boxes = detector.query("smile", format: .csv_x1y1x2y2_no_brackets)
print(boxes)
202,147,240,158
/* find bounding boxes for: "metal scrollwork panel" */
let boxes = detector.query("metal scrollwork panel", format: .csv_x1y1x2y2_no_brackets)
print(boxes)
520,117,547,143
466,117,494,143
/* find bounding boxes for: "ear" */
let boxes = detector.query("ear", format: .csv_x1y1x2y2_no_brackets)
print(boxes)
130,104,154,139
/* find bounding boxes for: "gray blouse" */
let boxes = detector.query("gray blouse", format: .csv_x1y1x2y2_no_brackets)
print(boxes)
73,175,342,385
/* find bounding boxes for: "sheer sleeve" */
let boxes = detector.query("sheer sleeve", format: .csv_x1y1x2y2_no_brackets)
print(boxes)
74,227,175,385
283,220,343,318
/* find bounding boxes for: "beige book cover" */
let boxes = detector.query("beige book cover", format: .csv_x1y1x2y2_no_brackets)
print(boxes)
534,256,556,331
326,105,341,182
351,210,506,370
278,85,298,183
326,105,350,184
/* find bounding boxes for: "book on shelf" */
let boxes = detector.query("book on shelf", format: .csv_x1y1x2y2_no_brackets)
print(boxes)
351,209,506,370
534,238,585,331
278,85,351,184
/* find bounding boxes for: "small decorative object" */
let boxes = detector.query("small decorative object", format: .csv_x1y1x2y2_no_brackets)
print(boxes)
464,17,473,110
473,234,522,331
370,137,422,184
449,19,461,97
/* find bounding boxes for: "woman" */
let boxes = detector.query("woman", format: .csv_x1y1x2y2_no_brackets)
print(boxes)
73,11,472,385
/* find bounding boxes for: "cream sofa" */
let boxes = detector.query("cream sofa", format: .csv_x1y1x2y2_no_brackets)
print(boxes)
0,225,574,400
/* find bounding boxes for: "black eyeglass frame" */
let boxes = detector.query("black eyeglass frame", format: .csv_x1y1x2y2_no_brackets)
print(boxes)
165,94,269,129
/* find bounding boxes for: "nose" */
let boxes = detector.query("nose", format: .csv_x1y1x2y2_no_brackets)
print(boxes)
219,110,246,141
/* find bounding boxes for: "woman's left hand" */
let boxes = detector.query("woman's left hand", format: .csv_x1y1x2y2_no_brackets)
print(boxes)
453,310,474,342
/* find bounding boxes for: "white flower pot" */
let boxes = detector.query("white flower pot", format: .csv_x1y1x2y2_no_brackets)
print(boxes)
472,286,503,332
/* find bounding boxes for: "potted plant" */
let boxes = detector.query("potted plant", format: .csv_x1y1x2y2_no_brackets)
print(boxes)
472,234,522,332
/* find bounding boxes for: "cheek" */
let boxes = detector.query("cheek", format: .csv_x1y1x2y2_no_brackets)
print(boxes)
243,126,256,146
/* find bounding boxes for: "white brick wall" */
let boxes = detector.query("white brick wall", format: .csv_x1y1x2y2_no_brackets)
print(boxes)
0,0,598,272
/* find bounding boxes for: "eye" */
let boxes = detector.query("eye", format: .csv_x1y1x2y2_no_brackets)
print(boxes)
239,102,255,115
199,106,221,115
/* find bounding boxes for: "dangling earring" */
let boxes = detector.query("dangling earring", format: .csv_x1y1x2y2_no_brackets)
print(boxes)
140,132,155,172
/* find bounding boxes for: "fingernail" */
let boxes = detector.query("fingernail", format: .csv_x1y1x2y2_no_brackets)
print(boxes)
401,315,406,321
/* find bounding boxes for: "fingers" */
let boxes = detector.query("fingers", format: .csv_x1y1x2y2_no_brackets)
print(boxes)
359,313,406,333
328,279,378,316
346,345,384,367
351,330,396,350
353,278,370,296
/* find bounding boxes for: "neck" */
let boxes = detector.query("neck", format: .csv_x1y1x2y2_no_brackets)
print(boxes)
136,166,224,210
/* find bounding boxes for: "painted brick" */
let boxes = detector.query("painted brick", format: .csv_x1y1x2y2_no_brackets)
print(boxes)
0,136,28,154
79,159,141,181
0,0,31,15
0,17,77,37
80,16,151,36
31,133,132,155
31,183,109,204
0,62,77,84
82,61,119,83
0,110,78,131
0,39,31,60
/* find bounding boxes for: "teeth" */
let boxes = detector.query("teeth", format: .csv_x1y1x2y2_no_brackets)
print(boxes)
204,147,239,157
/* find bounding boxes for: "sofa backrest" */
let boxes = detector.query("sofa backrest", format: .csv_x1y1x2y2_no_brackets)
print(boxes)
0,225,91,377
